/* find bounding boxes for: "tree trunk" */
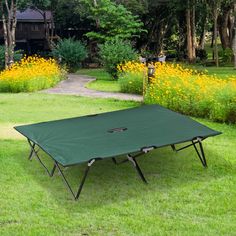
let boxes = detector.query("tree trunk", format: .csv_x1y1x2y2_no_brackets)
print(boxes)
191,1,196,58
218,5,231,49
199,1,207,49
199,16,207,49
1,0,17,68
233,3,236,69
2,13,9,68
186,0,194,63
213,3,219,67
10,0,17,63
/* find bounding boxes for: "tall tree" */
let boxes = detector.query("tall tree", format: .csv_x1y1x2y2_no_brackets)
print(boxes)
218,1,234,49
0,0,53,68
79,0,145,42
0,0,24,67
232,2,236,69
186,0,196,63
209,0,220,67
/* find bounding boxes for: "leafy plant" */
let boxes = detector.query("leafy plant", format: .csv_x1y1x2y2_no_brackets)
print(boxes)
99,38,138,78
0,45,23,71
52,38,87,72
81,0,145,42
196,48,208,61
219,48,233,64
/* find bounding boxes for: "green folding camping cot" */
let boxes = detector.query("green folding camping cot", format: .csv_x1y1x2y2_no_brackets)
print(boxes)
15,105,221,200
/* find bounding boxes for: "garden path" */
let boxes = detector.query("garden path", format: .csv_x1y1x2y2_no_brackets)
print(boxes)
42,74,142,101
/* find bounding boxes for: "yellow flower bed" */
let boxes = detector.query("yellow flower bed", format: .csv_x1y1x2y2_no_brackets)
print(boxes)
118,61,147,94
118,61,236,123
0,56,66,92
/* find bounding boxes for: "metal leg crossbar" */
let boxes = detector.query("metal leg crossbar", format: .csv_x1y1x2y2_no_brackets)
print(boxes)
127,154,148,183
171,138,207,167
28,139,56,177
55,160,95,200
27,139,96,200
112,151,149,184
26,137,208,200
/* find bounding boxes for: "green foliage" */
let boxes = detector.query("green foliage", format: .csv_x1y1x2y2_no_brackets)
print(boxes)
0,45,23,71
99,38,138,78
210,85,236,123
81,0,145,41
52,38,87,72
118,72,143,94
196,48,208,61
219,48,233,64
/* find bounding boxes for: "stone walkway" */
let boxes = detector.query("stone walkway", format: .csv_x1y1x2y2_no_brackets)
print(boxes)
42,74,143,102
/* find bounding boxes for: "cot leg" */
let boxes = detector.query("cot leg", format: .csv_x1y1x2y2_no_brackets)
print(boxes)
192,140,207,168
170,138,207,168
55,159,95,200
127,154,147,184
28,142,36,160
27,139,57,177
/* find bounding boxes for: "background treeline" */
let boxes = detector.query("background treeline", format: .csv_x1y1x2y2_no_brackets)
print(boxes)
1,0,236,67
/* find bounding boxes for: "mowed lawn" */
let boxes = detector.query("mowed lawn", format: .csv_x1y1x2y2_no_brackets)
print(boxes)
0,93,236,235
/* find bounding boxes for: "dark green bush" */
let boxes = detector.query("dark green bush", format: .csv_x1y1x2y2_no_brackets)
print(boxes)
0,45,23,70
99,38,138,79
52,38,87,72
219,48,233,64
196,48,208,61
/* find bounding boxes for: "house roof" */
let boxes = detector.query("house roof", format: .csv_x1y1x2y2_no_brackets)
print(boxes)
16,8,52,22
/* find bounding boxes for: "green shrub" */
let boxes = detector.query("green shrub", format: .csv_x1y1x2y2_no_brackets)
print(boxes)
52,38,87,72
118,72,143,94
219,48,233,64
210,85,236,123
99,38,138,79
0,45,23,70
196,48,208,61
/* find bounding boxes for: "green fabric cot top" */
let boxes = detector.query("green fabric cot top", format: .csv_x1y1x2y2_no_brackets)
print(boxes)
15,105,221,167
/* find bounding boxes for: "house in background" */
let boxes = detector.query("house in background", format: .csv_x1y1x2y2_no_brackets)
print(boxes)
0,8,56,54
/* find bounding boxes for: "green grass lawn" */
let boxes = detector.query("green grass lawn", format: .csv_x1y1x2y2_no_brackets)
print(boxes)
1,93,236,235
195,66,236,79
77,68,121,92
77,68,112,81
86,80,121,92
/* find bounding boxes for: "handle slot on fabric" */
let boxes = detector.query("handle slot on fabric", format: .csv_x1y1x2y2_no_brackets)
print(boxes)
108,127,127,133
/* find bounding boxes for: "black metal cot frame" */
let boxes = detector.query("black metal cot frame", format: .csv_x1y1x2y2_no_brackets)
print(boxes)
27,136,207,201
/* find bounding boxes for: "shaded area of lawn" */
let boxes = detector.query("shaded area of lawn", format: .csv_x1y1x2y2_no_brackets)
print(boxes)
77,68,121,93
0,93,236,235
77,68,112,81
